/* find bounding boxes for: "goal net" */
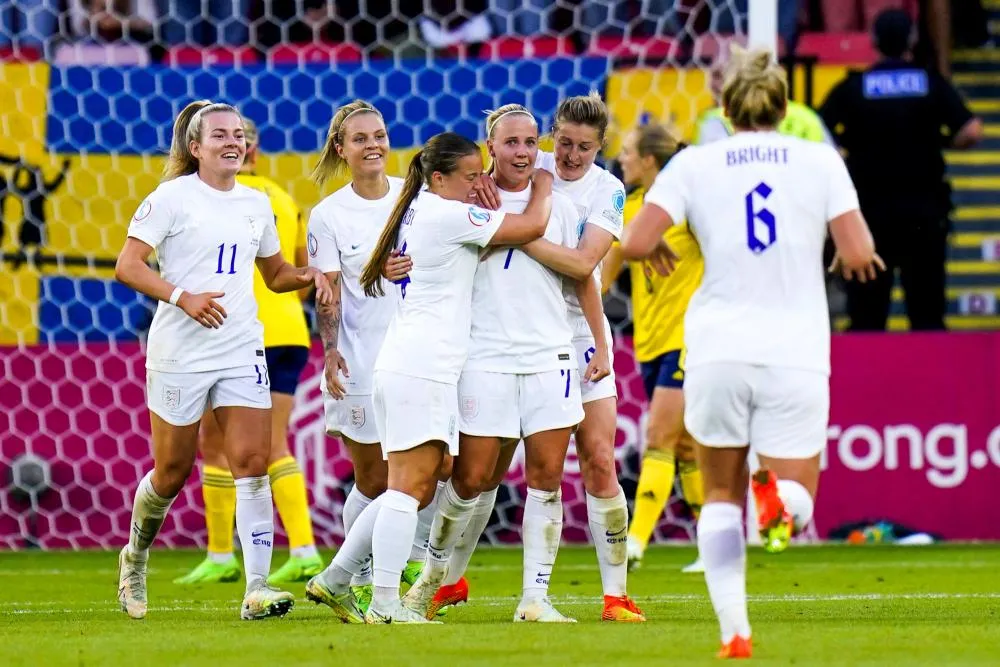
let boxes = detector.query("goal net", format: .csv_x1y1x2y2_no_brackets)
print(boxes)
0,1,749,549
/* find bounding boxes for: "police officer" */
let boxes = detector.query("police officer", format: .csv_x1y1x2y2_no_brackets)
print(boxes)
820,8,984,331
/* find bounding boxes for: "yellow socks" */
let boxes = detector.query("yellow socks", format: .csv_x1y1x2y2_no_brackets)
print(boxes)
678,459,704,519
267,456,317,557
627,448,676,551
202,465,236,556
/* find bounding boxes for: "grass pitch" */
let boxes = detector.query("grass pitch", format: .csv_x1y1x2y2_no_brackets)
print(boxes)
1,544,998,666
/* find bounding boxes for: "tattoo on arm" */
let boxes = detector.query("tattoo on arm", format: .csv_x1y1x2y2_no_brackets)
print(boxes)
317,274,341,352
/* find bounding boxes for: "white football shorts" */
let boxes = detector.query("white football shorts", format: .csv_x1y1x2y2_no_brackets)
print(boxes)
372,370,459,459
573,335,617,404
324,393,379,444
146,364,272,427
684,362,829,459
458,369,584,439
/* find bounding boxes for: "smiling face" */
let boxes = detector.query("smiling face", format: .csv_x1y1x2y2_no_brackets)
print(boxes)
488,114,538,191
430,152,484,202
552,121,601,182
337,111,390,179
190,111,246,180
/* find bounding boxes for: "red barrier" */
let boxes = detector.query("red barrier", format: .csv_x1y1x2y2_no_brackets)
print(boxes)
1,332,998,549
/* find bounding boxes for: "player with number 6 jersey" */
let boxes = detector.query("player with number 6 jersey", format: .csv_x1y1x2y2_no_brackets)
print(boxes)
621,46,883,659
403,105,611,624
114,100,333,623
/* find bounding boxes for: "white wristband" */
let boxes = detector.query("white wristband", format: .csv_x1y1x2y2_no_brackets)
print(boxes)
168,287,184,306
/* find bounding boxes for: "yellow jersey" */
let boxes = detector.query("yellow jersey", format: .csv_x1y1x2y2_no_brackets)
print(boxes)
237,173,310,349
622,187,704,362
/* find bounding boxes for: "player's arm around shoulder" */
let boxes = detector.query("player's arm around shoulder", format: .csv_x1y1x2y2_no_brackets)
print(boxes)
487,169,553,246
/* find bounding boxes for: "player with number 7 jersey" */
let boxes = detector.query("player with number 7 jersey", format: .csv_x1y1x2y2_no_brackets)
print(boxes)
402,105,610,624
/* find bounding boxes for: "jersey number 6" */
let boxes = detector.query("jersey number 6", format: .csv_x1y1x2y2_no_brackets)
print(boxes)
745,182,776,254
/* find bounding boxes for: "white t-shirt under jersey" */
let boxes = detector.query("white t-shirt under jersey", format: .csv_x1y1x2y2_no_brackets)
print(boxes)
127,173,281,373
535,151,625,337
465,185,578,373
308,177,404,395
374,191,505,384
645,132,860,375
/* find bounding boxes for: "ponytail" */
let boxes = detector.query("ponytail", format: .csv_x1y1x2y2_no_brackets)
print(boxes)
312,100,383,186
359,131,480,297
360,151,424,297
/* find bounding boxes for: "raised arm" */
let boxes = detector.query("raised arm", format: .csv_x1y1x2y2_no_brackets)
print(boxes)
486,169,553,246
522,224,616,281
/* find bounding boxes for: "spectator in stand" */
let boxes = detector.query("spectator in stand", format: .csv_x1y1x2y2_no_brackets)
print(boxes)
0,0,59,56
419,1,491,49
69,0,157,44
156,0,250,46
820,9,984,331
251,0,416,51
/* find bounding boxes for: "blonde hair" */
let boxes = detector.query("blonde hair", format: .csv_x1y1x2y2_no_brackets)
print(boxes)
633,123,681,170
242,116,259,148
163,100,241,180
721,45,788,131
360,132,481,298
311,100,384,186
485,103,536,139
553,91,610,144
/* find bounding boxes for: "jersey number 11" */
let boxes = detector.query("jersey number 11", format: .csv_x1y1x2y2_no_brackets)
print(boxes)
216,243,238,275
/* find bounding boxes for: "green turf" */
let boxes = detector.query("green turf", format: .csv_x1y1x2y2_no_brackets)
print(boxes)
1,544,998,666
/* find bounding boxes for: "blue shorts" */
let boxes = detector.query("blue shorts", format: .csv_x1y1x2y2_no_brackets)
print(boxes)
640,349,685,399
264,345,310,396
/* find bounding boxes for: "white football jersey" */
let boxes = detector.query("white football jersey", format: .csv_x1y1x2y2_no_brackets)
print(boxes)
465,185,577,373
127,173,281,372
374,191,505,384
535,151,624,337
308,177,404,395
645,132,860,375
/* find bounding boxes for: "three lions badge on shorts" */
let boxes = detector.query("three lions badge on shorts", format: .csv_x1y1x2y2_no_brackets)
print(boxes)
162,386,180,412
350,405,366,428
461,396,479,420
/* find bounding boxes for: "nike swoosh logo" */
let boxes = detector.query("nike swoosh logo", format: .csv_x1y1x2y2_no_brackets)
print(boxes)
251,531,271,538
606,527,627,537
351,243,362,250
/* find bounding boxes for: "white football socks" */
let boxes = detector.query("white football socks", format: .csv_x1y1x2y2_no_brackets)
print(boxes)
127,471,175,560
412,481,446,562
443,486,497,586
522,487,563,600
234,475,274,593
321,494,384,589
698,502,751,643
343,486,375,586
423,479,478,586
371,490,420,607
586,487,629,597
777,479,815,533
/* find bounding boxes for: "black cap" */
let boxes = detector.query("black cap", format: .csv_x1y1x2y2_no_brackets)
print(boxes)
873,9,914,58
